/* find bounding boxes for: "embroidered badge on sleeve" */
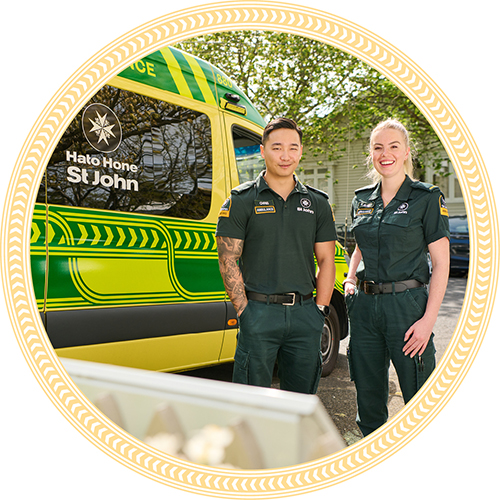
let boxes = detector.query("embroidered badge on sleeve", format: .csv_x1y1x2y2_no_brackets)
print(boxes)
218,197,231,218
440,195,449,216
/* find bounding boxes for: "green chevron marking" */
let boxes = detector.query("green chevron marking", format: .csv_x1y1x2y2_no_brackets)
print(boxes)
78,224,87,245
117,227,126,246
203,233,210,250
48,225,55,244
152,230,159,248
104,226,114,246
174,231,182,249
129,228,137,247
193,233,201,250
31,223,41,244
91,225,101,246
140,228,148,248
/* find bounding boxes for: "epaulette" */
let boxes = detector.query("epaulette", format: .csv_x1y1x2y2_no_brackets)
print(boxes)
355,183,377,194
305,184,329,198
230,179,257,195
410,180,440,192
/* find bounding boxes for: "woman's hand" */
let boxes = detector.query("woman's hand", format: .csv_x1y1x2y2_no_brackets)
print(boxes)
344,245,361,297
403,316,434,357
403,237,450,358
344,281,356,296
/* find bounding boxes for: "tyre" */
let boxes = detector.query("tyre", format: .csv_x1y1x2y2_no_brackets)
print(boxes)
320,305,341,377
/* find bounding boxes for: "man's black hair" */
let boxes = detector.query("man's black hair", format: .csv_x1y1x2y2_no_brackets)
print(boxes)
262,117,302,144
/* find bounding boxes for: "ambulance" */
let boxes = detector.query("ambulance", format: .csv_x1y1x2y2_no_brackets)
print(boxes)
30,46,349,377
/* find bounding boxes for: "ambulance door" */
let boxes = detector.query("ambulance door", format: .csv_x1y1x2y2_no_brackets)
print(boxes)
218,113,265,362
36,82,228,373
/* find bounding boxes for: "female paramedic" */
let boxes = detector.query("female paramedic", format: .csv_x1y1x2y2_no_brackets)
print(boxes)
343,118,450,437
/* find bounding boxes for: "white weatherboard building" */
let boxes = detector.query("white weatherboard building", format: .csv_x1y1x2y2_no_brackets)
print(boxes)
297,137,466,228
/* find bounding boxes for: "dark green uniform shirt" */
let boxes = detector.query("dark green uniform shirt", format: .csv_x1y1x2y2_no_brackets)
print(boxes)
216,171,337,296
351,175,450,284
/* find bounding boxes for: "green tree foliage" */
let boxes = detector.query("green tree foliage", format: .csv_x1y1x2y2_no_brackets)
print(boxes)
176,31,444,175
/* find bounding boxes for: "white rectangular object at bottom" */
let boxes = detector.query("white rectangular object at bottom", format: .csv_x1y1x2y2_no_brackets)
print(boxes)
61,358,345,469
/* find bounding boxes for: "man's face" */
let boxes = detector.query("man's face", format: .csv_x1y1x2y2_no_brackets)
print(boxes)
260,128,303,181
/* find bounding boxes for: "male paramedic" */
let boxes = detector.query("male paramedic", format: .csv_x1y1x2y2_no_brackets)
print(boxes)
216,117,337,394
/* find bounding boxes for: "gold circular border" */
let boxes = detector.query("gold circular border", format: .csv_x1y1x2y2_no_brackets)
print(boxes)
1,1,497,497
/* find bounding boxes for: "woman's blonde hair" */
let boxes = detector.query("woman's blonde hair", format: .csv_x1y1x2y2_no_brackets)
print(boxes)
366,118,414,183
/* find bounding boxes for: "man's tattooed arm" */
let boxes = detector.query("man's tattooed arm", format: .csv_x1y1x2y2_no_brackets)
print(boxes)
216,236,248,316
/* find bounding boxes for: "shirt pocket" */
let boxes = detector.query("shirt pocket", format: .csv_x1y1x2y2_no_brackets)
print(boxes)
350,214,375,248
380,213,411,246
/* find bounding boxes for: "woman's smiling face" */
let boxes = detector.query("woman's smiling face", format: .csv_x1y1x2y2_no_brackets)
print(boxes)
370,128,410,181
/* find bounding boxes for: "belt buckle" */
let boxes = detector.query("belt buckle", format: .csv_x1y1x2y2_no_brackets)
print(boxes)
363,281,377,294
283,293,296,306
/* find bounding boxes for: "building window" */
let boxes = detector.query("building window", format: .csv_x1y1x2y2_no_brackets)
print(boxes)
432,162,449,198
300,167,331,194
432,160,463,202
454,177,463,199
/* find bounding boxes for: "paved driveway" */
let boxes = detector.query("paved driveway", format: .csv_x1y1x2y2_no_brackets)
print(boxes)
183,277,468,446
312,276,467,444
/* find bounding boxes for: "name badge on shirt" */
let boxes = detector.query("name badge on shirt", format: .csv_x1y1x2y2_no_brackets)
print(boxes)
355,201,374,216
254,200,276,214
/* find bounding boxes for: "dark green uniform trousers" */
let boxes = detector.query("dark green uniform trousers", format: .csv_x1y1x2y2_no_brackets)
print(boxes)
233,298,325,394
346,287,436,436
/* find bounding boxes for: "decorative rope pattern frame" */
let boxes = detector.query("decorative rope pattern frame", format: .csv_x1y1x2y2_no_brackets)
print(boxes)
1,2,497,498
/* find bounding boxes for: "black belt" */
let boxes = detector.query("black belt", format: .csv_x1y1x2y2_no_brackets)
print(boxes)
246,291,313,306
360,279,425,295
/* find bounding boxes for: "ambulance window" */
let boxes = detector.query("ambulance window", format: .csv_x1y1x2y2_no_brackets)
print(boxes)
232,126,265,183
37,85,212,220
